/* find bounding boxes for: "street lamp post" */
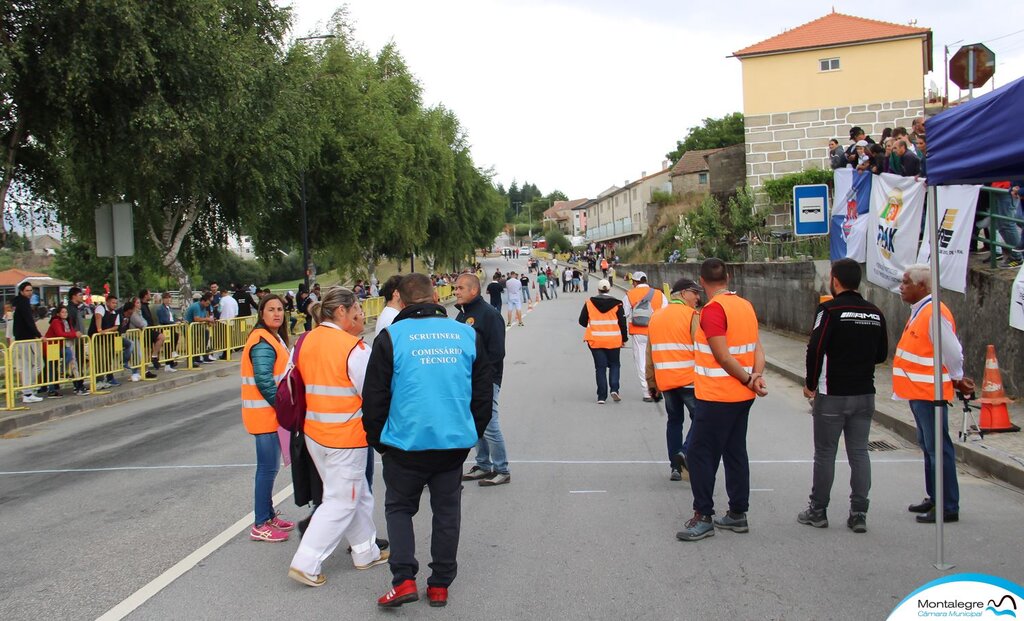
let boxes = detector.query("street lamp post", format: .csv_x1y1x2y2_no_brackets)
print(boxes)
295,34,336,290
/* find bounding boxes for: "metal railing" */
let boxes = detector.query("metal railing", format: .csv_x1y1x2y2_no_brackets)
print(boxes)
975,187,1023,268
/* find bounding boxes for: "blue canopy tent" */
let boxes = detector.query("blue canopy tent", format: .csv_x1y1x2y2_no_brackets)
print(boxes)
927,75,1024,185
919,75,1024,570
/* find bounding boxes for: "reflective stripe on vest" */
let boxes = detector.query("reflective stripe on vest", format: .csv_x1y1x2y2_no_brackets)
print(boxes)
626,286,664,335
647,303,697,390
584,300,623,349
892,301,956,401
240,328,290,434
693,293,758,402
298,326,366,448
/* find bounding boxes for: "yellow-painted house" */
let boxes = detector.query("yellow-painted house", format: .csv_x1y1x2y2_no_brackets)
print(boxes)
732,11,932,190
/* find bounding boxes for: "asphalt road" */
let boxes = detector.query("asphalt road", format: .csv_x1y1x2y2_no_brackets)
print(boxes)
2,255,1022,620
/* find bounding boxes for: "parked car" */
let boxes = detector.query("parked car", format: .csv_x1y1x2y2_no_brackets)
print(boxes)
518,246,532,256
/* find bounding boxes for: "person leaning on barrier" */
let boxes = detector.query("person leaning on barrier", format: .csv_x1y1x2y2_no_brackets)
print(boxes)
363,273,493,608
127,295,159,380
43,304,89,398
89,294,124,389
241,293,296,544
798,259,887,533
13,281,43,403
184,293,216,365
120,297,149,382
288,286,388,587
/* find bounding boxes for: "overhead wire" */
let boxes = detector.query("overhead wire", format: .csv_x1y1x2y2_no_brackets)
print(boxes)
981,28,1024,44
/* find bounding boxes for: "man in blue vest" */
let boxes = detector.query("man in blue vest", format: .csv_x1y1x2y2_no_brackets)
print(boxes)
364,273,493,609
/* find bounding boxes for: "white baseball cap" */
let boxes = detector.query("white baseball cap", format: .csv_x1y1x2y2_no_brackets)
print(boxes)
598,279,611,292
632,271,647,281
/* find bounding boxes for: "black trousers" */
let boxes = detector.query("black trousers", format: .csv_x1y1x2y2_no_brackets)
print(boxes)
688,398,754,516
382,455,463,587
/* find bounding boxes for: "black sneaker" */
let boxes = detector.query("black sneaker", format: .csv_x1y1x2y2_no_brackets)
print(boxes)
47,391,63,399
916,509,958,524
907,498,934,513
797,505,828,528
713,511,749,533
462,466,493,481
847,512,867,533
670,468,682,481
145,371,157,379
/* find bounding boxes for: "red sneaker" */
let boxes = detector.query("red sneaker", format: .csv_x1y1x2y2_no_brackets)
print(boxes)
268,515,295,532
377,579,418,607
427,586,448,607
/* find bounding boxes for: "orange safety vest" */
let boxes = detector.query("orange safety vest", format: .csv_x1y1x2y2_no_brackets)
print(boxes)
892,299,956,401
648,302,697,391
694,293,759,402
240,328,289,434
298,325,367,449
626,286,666,336
584,299,623,349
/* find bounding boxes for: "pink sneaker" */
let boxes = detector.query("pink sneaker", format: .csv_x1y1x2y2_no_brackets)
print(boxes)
250,522,289,542
268,515,295,532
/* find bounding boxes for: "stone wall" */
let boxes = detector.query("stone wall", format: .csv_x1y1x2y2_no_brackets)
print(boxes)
671,172,706,196
708,144,746,195
620,260,1024,397
744,99,923,192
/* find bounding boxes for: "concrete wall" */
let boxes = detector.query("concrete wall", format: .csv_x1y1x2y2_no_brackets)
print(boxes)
744,99,922,191
740,37,928,115
621,260,1024,397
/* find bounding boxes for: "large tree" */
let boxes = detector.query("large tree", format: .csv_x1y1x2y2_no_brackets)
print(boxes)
666,112,744,165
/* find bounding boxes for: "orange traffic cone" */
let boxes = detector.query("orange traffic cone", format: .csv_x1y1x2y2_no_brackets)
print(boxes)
979,345,1020,433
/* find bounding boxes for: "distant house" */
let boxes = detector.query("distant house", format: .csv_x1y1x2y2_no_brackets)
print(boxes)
670,145,746,196
732,11,932,191
28,234,62,256
542,198,590,235
0,268,72,309
584,166,673,244
227,234,256,260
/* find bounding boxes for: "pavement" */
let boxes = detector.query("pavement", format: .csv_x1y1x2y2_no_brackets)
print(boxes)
1,256,1022,620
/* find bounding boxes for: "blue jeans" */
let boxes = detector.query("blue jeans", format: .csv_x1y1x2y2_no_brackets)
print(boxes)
589,347,620,402
253,432,281,525
688,398,753,516
909,400,960,513
664,386,696,461
992,193,1022,259
475,383,509,474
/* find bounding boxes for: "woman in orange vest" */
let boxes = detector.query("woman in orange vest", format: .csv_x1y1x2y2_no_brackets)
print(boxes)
578,279,628,404
289,287,388,587
240,294,294,543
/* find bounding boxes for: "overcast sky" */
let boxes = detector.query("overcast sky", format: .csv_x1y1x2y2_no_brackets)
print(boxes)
285,0,1023,199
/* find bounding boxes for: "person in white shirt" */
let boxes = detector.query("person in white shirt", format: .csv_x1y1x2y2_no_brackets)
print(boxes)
374,275,404,339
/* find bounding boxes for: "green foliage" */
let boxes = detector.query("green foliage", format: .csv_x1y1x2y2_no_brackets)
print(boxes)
666,112,744,165
684,188,768,261
761,168,834,205
651,189,676,208
545,229,572,253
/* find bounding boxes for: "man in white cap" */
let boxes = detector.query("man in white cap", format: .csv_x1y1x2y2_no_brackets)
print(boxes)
622,271,667,401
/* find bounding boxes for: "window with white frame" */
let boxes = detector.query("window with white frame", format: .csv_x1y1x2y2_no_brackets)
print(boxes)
819,57,840,72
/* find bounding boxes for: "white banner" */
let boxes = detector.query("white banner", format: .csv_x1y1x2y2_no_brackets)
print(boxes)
1011,264,1024,331
916,185,981,294
867,173,927,293
832,168,852,217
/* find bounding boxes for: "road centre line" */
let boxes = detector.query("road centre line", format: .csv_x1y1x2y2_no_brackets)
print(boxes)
96,484,296,621
569,490,607,494
0,458,922,476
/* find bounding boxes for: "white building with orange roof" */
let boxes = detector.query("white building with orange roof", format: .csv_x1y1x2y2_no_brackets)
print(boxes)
732,11,932,191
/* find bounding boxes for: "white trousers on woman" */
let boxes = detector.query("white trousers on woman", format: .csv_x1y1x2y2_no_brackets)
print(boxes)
631,334,649,394
290,439,380,574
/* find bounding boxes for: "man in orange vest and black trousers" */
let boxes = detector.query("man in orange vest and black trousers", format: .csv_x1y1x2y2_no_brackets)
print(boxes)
645,278,703,481
363,274,493,608
677,258,768,542
893,264,974,524
579,279,629,404
623,271,668,402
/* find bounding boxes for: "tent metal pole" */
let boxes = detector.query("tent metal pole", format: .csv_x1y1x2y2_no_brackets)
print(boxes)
927,184,953,571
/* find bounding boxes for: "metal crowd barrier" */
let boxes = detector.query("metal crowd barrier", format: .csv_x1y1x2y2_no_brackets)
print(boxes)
362,296,385,320
1,315,275,410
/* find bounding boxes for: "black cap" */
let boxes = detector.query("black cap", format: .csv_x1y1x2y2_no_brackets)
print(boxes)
671,278,701,294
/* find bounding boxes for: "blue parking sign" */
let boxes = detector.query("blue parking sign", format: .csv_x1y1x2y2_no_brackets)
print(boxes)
792,184,830,237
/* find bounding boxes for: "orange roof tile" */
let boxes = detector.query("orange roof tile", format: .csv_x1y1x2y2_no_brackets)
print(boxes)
733,12,930,58
543,198,589,220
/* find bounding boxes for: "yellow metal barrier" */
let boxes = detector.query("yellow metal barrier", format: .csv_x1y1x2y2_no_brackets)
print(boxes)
6,336,91,401
663,283,671,297
0,341,9,410
141,323,187,371
89,331,130,391
225,316,257,360
362,297,385,320
437,284,454,302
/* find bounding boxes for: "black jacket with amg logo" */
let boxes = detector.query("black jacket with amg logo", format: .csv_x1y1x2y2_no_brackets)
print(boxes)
805,290,888,396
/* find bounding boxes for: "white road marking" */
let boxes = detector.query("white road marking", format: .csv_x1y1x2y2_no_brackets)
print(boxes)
569,490,607,494
95,484,295,621
0,464,254,475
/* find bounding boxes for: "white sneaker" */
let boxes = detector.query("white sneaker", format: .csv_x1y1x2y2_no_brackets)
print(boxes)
165,366,177,373
95,381,110,390
130,373,141,382
171,351,178,358
22,394,43,404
